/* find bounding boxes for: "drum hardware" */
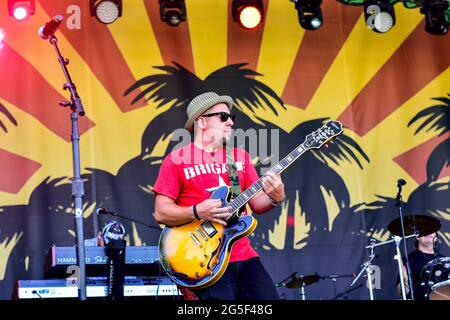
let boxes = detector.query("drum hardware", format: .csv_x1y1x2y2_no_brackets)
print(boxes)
322,274,356,299
351,240,377,300
353,233,418,300
275,272,354,300
275,272,321,300
330,283,364,300
420,257,450,300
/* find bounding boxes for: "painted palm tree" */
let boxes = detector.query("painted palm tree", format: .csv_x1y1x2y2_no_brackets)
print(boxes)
408,94,450,182
124,62,370,249
0,177,83,295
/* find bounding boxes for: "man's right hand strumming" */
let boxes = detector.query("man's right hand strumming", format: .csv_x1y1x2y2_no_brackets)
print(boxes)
194,199,232,225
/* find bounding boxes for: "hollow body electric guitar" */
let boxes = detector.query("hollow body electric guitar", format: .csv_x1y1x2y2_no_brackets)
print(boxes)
158,120,344,289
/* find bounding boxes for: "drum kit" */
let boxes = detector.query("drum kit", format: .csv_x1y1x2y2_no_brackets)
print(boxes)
420,256,450,300
276,214,449,300
387,214,449,300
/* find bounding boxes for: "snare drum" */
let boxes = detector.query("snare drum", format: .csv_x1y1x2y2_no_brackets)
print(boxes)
421,257,450,300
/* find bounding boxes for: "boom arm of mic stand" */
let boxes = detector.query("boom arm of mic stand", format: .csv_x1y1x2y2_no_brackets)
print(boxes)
104,211,162,230
49,35,85,116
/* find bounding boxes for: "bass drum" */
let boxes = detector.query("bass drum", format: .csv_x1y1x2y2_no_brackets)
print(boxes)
421,257,450,300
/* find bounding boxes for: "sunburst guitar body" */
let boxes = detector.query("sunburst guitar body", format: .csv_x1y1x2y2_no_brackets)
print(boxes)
159,185,256,289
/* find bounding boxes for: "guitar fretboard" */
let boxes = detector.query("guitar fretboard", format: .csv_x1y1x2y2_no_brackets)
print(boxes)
229,143,308,213
228,120,343,214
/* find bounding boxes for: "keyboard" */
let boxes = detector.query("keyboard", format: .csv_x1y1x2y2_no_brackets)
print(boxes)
16,276,181,299
45,245,161,277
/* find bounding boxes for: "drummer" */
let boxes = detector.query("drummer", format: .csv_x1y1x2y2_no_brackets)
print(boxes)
397,232,443,300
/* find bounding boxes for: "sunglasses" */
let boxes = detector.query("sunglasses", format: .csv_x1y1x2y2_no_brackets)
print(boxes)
201,112,236,122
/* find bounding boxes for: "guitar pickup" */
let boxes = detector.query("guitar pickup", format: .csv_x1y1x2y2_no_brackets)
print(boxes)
196,228,208,241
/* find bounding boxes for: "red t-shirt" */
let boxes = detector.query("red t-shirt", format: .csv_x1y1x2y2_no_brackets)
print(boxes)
153,143,259,262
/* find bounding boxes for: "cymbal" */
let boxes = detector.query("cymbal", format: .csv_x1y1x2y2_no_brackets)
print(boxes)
285,273,321,288
388,215,441,237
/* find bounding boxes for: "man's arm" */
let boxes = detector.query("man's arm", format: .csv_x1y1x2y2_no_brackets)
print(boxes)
397,264,410,296
154,194,232,226
249,172,286,214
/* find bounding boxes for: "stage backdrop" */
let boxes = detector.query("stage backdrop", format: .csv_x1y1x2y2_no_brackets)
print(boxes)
0,1,449,300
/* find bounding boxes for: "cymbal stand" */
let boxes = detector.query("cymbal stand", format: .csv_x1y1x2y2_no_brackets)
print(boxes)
363,233,417,300
351,245,376,300
297,283,306,300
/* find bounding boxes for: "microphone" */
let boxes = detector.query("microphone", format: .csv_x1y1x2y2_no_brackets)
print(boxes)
96,207,115,215
38,15,64,40
274,272,297,287
397,179,406,187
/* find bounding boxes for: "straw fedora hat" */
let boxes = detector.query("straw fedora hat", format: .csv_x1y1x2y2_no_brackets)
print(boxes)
184,92,234,132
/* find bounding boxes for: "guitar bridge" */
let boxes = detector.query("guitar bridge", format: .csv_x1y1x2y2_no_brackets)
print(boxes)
189,232,203,248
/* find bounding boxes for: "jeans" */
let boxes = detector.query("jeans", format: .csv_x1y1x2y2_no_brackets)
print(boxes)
193,257,280,300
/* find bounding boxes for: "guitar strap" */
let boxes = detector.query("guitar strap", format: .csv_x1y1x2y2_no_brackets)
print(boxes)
226,147,241,198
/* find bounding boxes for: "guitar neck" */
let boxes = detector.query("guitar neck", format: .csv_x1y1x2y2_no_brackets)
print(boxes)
229,143,309,212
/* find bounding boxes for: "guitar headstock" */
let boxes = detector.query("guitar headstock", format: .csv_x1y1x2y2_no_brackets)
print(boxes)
303,120,343,149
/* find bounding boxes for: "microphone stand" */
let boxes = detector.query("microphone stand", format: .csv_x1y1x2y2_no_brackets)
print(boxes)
47,33,87,300
98,210,162,230
395,180,414,300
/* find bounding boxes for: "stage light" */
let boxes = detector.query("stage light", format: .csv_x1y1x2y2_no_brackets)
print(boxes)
364,1,396,33
7,0,35,21
293,0,323,30
232,0,264,30
159,0,186,27
420,0,449,35
90,0,122,24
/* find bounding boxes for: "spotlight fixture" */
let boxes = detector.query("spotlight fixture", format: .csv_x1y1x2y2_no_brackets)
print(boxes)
364,1,396,33
293,0,323,30
159,0,186,27
89,0,122,24
337,0,449,36
232,0,264,30
7,0,35,21
420,0,449,35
